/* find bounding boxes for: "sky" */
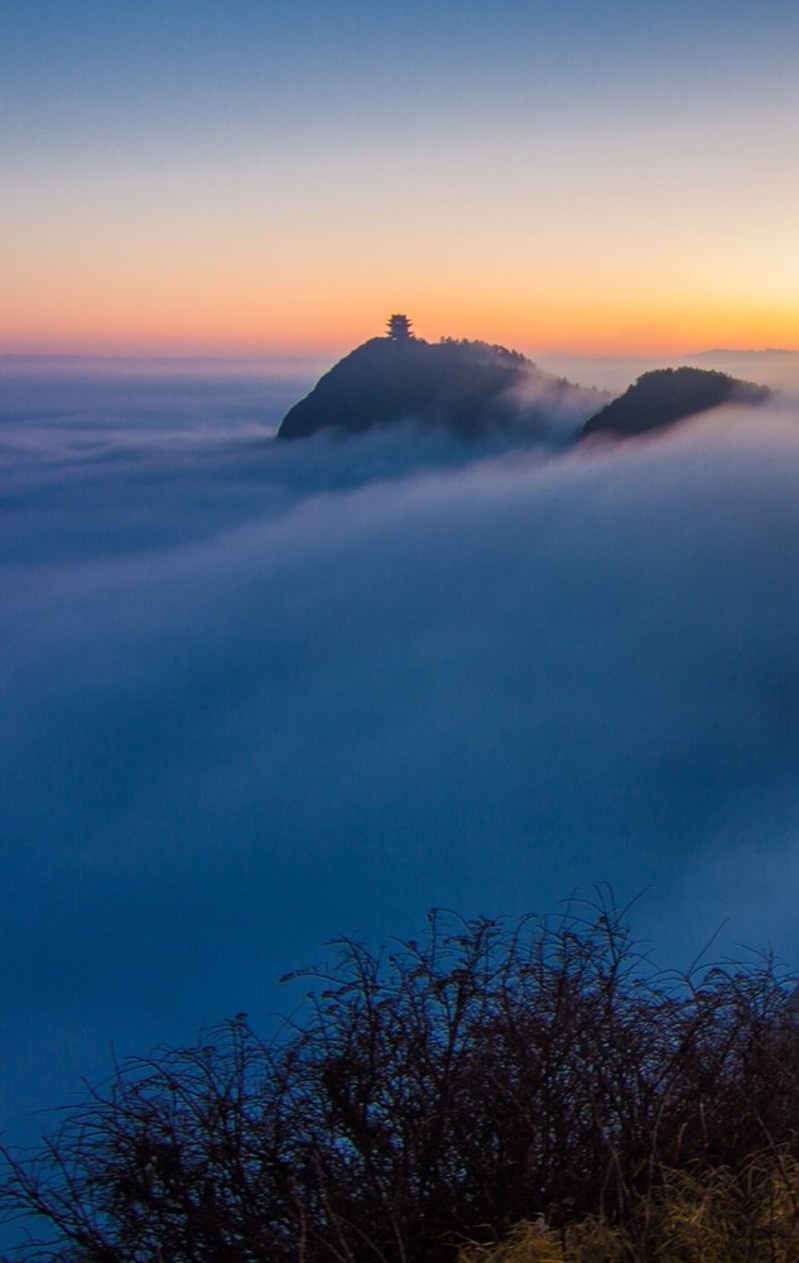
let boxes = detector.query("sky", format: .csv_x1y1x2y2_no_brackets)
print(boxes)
2,0,799,356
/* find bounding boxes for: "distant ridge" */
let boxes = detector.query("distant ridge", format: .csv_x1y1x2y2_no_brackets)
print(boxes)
581,366,771,440
690,347,798,358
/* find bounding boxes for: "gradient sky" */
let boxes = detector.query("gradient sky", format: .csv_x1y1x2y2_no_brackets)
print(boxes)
2,0,798,355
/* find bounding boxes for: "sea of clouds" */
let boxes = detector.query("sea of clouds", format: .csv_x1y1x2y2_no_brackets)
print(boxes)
3,350,799,1164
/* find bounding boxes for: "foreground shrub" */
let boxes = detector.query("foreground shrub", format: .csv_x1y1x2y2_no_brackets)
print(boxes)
2,895,799,1261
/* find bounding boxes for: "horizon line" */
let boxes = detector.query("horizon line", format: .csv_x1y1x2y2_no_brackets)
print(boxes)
3,346,799,367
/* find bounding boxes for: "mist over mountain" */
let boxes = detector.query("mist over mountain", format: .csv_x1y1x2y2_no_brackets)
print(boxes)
277,322,604,443
1,350,799,1253
277,325,773,454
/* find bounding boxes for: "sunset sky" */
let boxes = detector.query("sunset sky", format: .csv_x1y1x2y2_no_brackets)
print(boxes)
2,0,798,356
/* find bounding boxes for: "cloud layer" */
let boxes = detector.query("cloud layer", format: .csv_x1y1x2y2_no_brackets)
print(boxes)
3,357,799,1164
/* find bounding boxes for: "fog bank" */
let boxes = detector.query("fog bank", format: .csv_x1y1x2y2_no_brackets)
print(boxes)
3,356,799,1164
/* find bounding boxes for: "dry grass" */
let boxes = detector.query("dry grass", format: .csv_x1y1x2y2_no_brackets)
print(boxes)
459,1154,799,1263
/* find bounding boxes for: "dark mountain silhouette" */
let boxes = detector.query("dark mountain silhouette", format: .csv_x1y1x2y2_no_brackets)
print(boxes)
277,324,600,441
582,366,771,440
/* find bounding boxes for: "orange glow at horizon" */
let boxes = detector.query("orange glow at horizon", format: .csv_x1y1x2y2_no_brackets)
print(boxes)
4,128,797,360
2,207,797,358
3,295,797,360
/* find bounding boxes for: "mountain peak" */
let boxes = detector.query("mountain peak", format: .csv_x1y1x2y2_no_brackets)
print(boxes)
276,329,589,441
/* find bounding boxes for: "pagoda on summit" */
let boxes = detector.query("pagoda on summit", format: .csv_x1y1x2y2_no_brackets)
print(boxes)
386,313,414,341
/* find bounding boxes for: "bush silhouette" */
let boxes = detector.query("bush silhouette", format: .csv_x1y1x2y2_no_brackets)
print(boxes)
3,896,799,1261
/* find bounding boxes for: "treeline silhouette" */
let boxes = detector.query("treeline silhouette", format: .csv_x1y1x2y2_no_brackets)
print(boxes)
3,897,799,1261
